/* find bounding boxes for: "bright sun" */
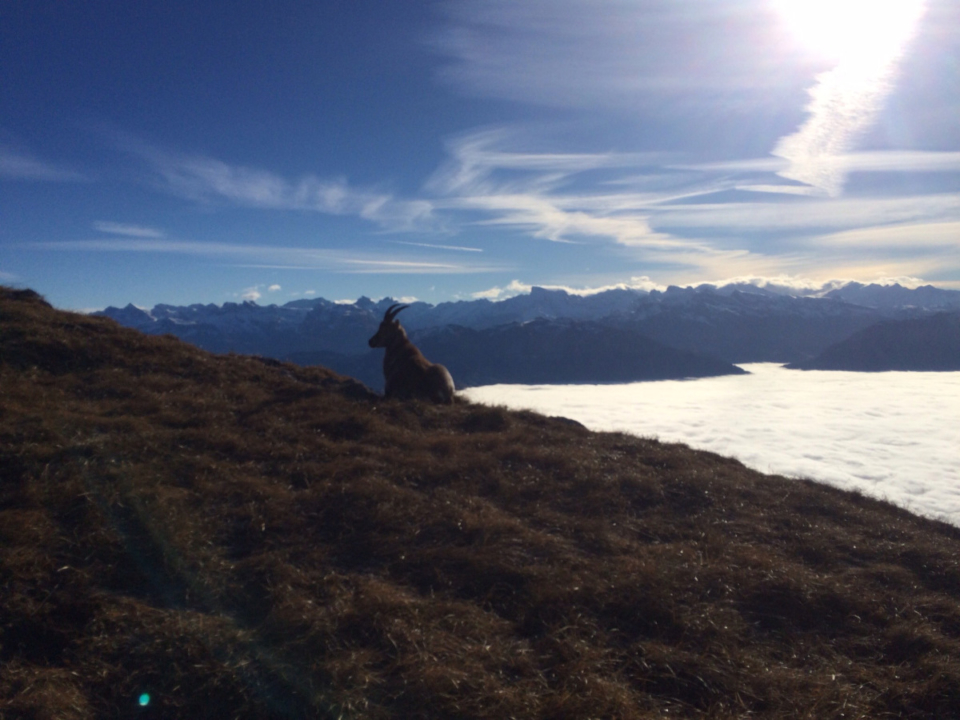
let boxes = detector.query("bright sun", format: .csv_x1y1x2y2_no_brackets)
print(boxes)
773,0,926,64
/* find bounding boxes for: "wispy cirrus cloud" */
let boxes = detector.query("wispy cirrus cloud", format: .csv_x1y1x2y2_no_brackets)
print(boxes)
392,240,483,253
30,238,507,275
672,150,960,176
428,129,699,249
428,128,662,194
119,138,437,233
0,145,86,182
812,220,960,249
651,193,960,233
425,127,960,285
93,221,165,238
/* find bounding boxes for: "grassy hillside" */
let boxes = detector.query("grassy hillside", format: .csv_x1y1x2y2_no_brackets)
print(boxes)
2,285,960,719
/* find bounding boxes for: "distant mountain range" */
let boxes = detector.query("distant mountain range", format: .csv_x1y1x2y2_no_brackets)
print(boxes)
96,282,960,388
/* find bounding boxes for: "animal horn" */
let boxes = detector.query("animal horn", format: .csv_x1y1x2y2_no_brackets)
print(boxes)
384,303,409,321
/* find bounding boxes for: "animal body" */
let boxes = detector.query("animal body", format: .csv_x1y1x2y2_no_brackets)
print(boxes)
368,304,456,404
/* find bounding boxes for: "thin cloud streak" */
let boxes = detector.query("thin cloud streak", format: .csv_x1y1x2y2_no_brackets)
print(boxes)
447,193,685,248
0,146,86,182
93,221,165,238
29,239,507,275
652,194,960,232
675,150,960,175
812,221,960,248
392,240,484,253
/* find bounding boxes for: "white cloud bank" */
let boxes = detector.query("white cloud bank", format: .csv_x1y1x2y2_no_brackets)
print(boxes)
472,275,666,300
464,364,960,527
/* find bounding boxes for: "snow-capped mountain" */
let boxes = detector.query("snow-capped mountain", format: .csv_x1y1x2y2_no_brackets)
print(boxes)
94,281,960,387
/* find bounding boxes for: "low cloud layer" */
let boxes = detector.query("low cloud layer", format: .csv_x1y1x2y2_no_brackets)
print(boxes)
464,364,960,527
471,275,666,300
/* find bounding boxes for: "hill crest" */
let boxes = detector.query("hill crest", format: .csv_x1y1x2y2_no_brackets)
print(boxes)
3,285,960,719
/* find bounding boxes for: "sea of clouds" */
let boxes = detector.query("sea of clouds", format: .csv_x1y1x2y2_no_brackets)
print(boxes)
463,364,960,527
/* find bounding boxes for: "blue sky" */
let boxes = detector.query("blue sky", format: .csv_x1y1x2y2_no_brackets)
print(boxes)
2,0,958,310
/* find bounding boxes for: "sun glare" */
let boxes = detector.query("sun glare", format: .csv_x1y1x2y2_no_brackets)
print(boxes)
774,0,926,64
771,0,927,194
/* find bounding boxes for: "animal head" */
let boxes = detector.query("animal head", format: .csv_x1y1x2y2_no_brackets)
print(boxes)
368,303,409,348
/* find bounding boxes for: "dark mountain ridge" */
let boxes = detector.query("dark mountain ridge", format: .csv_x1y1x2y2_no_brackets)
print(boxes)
789,312,960,371
416,318,746,386
294,319,746,390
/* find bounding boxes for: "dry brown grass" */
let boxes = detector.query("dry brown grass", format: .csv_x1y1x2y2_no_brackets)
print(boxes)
2,285,960,719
